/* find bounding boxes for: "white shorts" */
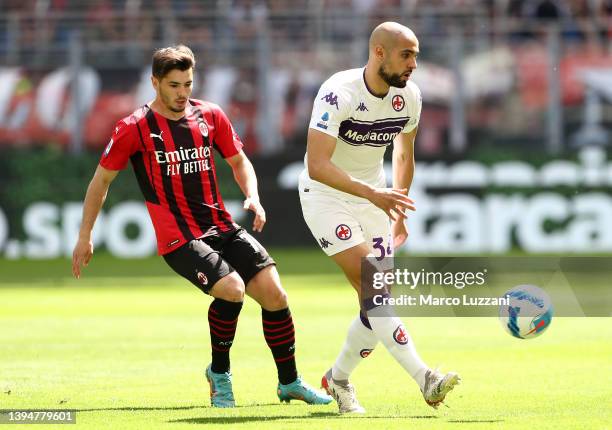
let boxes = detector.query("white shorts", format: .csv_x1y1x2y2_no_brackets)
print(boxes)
299,188,393,257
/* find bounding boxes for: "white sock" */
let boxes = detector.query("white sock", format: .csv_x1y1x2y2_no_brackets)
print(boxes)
331,315,378,381
366,311,428,390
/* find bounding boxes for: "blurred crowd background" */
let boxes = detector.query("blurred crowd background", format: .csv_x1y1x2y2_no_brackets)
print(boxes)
2,0,612,154
0,0,611,258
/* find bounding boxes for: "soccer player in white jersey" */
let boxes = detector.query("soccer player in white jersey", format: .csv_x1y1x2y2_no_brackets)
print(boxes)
299,22,460,413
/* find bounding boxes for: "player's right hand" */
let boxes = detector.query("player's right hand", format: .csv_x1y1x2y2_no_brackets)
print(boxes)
72,237,93,279
368,188,415,221
243,197,266,232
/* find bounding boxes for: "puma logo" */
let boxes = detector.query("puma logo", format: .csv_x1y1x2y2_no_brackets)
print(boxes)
150,131,164,142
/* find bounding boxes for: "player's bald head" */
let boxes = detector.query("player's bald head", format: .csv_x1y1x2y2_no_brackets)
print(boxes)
366,22,419,90
369,22,418,57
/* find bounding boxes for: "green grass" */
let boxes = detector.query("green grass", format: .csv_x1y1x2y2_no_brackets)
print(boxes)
0,253,610,429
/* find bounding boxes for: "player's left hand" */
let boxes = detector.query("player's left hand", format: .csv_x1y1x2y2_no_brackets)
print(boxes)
392,218,409,249
243,197,266,232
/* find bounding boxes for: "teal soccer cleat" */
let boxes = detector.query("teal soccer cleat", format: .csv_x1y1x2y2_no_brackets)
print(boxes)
277,376,333,405
205,365,235,408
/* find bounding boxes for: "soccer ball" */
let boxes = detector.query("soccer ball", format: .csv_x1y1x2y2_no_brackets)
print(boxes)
499,285,553,339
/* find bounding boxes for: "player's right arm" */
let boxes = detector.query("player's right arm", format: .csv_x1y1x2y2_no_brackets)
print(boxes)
307,130,414,220
72,118,136,278
72,166,119,279
307,82,415,221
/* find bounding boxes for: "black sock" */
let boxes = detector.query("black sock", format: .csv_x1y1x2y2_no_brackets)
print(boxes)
208,299,243,374
262,307,298,385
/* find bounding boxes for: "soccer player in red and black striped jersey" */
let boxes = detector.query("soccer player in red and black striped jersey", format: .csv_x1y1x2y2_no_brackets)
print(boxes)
71,45,331,408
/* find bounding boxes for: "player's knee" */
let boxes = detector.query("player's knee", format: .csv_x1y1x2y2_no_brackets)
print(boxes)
348,272,361,289
360,257,388,309
224,283,245,302
335,250,370,292
267,286,288,310
214,275,245,302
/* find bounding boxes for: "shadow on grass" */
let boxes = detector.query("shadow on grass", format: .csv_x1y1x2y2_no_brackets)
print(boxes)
76,406,203,412
75,403,283,412
448,419,505,423
170,411,438,425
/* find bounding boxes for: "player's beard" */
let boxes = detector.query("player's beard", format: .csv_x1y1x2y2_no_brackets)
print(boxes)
161,90,187,113
378,63,407,88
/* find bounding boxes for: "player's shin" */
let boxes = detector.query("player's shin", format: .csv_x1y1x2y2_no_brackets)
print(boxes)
360,258,428,389
262,307,298,385
331,312,378,382
365,302,428,390
208,298,243,373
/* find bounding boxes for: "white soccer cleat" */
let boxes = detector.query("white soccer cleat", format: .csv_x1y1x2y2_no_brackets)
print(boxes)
321,369,366,414
421,368,461,409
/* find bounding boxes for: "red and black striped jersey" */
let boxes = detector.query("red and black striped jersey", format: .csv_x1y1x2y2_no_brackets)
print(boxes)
100,99,242,255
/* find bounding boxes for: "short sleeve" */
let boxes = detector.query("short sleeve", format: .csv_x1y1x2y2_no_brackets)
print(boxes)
212,106,243,158
402,85,422,133
99,120,139,170
308,84,350,139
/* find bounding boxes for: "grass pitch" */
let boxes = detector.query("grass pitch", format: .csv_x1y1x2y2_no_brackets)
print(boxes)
0,251,610,429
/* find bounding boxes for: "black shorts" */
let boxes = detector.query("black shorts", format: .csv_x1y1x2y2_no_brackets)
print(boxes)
163,228,275,294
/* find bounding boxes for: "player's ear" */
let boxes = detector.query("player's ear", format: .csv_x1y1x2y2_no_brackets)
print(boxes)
151,75,159,91
375,45,385,62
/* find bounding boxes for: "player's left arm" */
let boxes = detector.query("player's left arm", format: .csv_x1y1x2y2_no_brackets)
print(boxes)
391,127,417,248
225,150,266,232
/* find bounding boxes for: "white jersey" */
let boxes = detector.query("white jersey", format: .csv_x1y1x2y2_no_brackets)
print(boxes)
299,67,422,203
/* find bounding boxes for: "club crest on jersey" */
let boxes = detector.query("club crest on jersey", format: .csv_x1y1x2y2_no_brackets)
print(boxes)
335,224,352,240
392,95,405,112
360,348,373,358
197,272,208,286
393,325,409,345
198,121,209,137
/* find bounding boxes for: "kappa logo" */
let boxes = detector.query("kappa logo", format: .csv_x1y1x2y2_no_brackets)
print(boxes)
356,102,368,112
335,224,352,240
196,272,208,286
393,325,409,345
321,92,339,110
392,95,405,111
359,348,373,358
318,237,333,249
150,131,164,142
